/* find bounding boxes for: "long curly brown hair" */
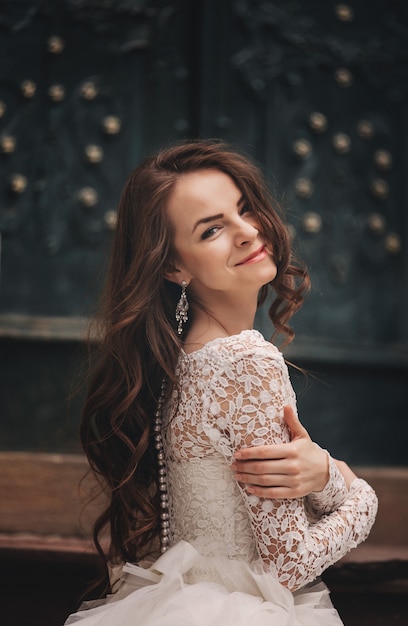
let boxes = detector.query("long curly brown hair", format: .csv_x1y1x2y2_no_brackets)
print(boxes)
80,139,310,591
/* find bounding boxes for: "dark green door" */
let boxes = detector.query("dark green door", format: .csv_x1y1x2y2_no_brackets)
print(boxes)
1,0,407,464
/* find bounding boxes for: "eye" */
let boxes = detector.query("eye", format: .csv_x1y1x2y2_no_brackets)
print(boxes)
201,225,220,240
240,204,252,215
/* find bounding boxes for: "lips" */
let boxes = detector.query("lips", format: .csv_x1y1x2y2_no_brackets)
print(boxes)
236,245,267,265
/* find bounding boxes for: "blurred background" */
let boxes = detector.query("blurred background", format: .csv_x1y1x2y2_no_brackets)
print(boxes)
0,1,407,624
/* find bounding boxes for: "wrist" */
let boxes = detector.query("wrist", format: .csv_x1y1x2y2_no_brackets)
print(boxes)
314,445,330,492
334,459,357,490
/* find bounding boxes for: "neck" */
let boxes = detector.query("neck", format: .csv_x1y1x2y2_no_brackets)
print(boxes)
185,292,258,348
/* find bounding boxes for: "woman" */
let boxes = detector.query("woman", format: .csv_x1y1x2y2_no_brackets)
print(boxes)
66,140,377,625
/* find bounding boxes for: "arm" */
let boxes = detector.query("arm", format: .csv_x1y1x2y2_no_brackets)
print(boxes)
204,347,378,591
231,406,330,498
231,406,350,514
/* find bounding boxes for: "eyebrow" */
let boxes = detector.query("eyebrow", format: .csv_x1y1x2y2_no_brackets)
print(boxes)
192,196,245,233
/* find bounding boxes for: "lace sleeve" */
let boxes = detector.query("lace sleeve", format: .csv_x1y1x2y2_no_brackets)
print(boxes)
306,454,350,518
202,346,378,592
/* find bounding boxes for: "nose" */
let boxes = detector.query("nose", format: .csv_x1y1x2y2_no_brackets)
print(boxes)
235,217,258,246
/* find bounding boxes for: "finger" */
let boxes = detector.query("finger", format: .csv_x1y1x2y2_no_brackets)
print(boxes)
283,405,309,440
233,471,294,488
244,484,303,499
232,459,295,475
233,443,293,461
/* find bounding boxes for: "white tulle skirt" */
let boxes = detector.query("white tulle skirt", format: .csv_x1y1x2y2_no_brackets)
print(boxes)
65,541,343,625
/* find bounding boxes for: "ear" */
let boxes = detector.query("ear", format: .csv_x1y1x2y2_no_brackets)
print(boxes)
163,262,183,285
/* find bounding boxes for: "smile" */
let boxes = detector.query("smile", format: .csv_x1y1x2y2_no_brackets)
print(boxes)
236,245,268,266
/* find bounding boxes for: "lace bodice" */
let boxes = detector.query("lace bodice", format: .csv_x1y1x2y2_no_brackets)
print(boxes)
162,330,377,592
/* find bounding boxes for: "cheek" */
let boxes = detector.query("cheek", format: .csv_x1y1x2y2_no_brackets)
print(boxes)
173,246,203,276
174,239,229,278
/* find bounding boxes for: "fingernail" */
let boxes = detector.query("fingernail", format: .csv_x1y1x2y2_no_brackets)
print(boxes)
234,451,242,460
247,486,255,494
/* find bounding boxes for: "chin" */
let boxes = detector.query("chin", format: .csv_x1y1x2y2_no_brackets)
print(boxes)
258,271,277,289
264,263,278,283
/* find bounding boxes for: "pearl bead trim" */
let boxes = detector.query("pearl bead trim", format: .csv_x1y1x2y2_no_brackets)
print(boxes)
154,380,170,553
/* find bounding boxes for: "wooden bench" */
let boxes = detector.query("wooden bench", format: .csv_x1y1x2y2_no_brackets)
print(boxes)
1,452,407,625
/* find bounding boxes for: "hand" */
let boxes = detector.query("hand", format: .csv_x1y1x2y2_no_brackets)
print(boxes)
231,406,329,499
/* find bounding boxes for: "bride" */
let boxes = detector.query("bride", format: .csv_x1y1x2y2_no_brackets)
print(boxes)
65,140,377,625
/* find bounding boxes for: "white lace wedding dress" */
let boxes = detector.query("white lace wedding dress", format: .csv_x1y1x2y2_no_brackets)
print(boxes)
66,330,378,625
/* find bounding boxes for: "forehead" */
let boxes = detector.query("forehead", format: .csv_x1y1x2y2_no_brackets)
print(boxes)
166,169,241,221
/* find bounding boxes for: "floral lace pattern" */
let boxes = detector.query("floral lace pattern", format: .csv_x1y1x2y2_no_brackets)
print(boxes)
306,455,350,520
163,330,378,592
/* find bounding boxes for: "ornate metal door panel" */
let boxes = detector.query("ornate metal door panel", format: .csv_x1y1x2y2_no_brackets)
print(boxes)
0,0,193,316
200,0,407,340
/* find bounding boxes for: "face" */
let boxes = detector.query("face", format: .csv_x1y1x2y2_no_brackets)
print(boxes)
165,169,277,303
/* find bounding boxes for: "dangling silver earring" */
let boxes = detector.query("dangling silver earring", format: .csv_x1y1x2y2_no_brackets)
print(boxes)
175,280,189,335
